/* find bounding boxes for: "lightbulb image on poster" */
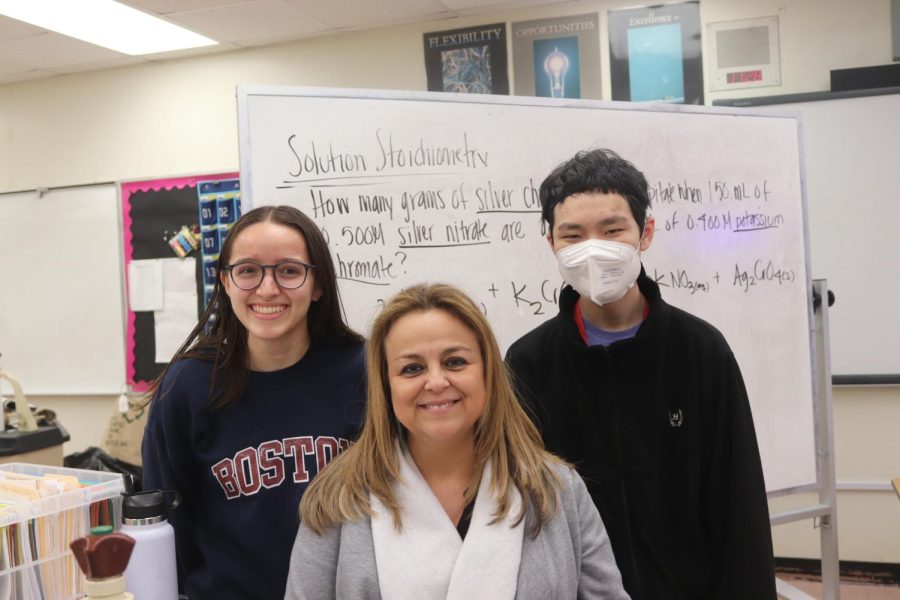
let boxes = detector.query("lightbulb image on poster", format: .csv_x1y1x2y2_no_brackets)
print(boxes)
533,37,581,98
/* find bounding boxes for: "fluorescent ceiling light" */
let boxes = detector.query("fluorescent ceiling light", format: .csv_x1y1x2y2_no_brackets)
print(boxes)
0,0,217,55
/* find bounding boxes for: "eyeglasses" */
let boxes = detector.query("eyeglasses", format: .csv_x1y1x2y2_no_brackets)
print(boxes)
223,260,316,290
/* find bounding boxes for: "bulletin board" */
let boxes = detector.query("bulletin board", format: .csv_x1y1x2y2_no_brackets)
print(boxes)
121,173,238,391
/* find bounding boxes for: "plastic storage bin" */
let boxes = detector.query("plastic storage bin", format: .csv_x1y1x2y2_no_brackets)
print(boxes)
0,463,125,600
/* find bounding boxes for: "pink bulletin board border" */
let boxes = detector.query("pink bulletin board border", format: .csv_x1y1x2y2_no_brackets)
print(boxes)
122,172,238,392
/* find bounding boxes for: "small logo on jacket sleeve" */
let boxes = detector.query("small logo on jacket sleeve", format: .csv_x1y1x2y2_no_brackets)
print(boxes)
668,409,684,427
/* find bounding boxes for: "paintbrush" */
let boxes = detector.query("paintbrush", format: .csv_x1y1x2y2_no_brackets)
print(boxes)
70,527,135,578
70,527,136,600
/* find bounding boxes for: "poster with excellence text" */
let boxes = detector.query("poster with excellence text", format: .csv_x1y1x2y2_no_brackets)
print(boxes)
608,2,703,104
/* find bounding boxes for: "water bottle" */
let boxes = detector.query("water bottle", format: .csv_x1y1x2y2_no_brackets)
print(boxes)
120,490,179,600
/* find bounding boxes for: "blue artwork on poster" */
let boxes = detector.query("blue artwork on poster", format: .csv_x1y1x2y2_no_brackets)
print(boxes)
532,37,581,98
442,46,493,94
627,23,684,102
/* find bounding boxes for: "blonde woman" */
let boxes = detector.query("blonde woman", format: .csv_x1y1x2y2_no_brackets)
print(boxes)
284,283,629,600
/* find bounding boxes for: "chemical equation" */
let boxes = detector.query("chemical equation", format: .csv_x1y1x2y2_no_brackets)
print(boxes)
733,260,796,293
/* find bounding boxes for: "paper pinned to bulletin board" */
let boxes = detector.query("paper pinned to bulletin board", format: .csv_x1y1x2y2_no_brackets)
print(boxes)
121,173,240,392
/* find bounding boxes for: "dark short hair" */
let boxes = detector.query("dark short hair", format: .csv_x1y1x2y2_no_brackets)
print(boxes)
540,148,651,235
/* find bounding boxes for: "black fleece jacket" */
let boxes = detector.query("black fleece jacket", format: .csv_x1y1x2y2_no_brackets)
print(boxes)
506,274,775,600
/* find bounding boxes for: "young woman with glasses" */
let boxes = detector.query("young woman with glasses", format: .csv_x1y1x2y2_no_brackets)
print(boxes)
142,205,365,600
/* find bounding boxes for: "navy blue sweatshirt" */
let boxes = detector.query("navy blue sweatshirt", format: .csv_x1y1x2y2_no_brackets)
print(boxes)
142,339,365,600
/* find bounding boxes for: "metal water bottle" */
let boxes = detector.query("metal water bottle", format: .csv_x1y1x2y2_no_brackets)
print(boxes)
120,490,179,600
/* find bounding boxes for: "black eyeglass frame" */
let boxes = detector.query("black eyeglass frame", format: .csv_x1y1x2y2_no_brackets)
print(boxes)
222,260,317,290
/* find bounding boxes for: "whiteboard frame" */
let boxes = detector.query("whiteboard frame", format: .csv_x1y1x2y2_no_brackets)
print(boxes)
235,85,822,496
772,280,840,600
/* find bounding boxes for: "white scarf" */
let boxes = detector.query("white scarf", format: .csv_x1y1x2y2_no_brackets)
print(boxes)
370,448,524,600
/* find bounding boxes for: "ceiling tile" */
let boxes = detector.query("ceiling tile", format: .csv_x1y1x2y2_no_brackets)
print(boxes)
139,40,240,60
439,0,559,12
120,0,249,15
0,55,29,76
0,16,45,41
53,55,147,74
287,0,450,30
0,0,568,85
0,68,57,84
0,32,124,70
169,0,334,44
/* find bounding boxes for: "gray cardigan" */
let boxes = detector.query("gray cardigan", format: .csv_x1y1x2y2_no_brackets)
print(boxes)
284,464,630,600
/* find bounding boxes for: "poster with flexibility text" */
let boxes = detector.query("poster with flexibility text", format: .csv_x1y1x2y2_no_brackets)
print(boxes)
512,13,601,99
424,23,508,94
608,2,703,104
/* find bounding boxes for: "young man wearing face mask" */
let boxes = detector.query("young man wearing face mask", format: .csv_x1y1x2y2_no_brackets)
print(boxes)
505,149,776,600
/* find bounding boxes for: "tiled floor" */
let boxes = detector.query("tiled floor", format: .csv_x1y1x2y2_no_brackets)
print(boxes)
778,574,900,599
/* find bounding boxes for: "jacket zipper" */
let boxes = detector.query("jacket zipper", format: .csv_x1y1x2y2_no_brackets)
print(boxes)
603,346,643,599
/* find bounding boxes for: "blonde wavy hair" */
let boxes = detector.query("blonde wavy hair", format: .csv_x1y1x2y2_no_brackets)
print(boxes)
299,283,563,536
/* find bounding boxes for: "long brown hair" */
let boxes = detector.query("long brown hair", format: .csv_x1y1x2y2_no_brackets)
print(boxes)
300,283,562,537
145,205,362,409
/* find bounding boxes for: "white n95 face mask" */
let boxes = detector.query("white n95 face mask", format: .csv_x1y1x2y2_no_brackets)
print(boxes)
556,239,642,306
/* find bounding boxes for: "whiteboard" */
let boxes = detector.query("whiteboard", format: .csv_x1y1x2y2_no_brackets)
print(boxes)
0,184,126,395
769,92,900,379
237,86,817,493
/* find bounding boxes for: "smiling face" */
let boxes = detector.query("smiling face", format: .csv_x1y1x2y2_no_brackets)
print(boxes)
549,190,654,253
221,221,323,364
384,308,487,454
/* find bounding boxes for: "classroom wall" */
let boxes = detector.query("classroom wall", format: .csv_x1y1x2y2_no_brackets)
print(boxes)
0,0,896,564
769,387,900,564
0,0,893,192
